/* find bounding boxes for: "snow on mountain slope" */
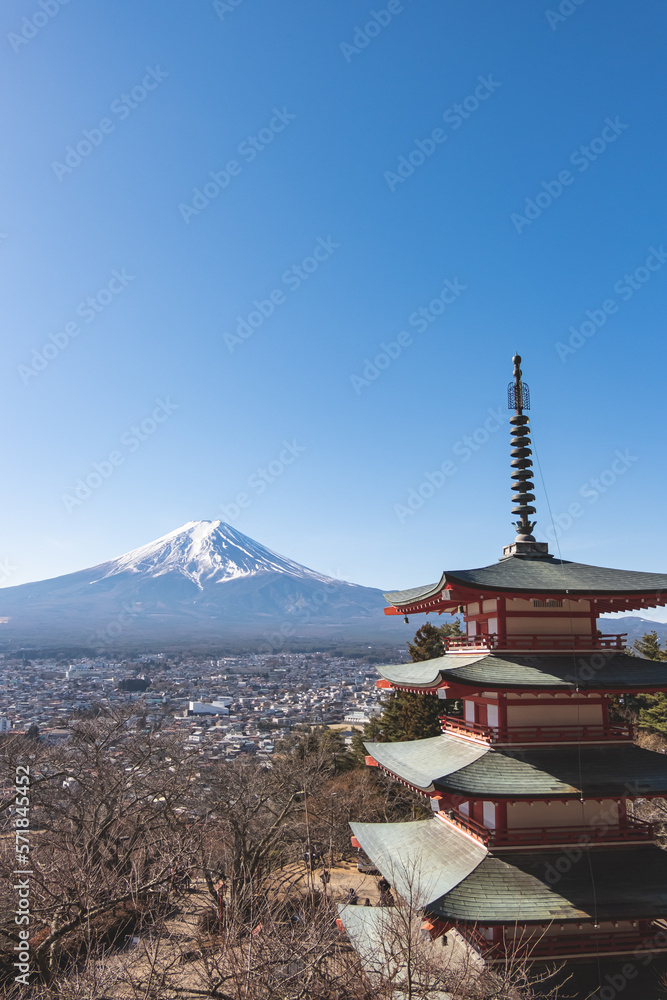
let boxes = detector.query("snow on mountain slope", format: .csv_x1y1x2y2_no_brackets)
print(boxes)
0,520,399,648
93,520,339,589
0,521,653,650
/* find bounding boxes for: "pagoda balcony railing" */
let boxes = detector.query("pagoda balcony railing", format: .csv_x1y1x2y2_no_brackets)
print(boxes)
441,808,491,844
492,817,654,848
456,925,488,954
443,633,627,652
440,808,654,848
520,931,660,959
468,929,660,960
440,715,635,745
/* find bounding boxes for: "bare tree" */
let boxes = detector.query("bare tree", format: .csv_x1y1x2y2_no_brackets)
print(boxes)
0,714,200,989
195,752,331,916
0,721,564,1000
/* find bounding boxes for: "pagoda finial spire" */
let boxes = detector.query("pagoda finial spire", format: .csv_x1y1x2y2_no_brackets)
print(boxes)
509,354,535,540
503,355,550,559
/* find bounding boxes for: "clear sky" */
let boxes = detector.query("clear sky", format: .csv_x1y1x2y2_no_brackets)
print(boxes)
1,0,666,612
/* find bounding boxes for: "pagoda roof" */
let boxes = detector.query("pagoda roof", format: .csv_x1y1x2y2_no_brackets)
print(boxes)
351,818,667,924
365,735,667,798
384,555,667,611
350,818,486,905
441,847,667,924
365,734,487,792
375,651,667,693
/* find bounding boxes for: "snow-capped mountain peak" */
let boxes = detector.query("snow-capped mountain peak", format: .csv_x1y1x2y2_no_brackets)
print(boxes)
0,519,396,648
93,520,339,590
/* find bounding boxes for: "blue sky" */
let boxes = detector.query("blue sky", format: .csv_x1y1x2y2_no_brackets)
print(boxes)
1,0,666,610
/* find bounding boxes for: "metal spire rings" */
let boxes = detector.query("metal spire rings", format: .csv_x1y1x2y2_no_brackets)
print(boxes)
508,354,536,541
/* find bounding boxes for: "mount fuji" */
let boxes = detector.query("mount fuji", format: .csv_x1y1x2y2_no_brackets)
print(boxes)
0,521,406,650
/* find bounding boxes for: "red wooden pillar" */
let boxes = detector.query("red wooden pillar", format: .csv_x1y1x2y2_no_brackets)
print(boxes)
498,692,508,735
601,696,610,728
496,799,508,839
497,595,507,647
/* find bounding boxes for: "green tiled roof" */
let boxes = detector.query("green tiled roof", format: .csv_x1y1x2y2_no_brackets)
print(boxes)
376,652,667,692
441,743,667,797
351,819,667,924
385,581,446,605
376,655,480,689
350,819,486,906
384,555,667,605
366,735,667,798
365,734,487,792
437,847,667,924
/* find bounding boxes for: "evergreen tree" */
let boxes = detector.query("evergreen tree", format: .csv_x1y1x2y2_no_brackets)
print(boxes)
638,696,667,736
633,631,667,660
407,619,463,660
318,727,356,772
626,632,667,735
349,727,370,765
407,619,463,718
360,620,464,747
364,690,443,743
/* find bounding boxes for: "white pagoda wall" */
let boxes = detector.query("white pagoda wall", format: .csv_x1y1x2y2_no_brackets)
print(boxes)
504,598,591,613
505,617,590,635
505,701,603,727
506,799,619,829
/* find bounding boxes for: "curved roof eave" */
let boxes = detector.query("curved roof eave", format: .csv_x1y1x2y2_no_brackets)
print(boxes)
365,737,667,799
349,819,486,908
384,573,449,606
433,847,667,924
436,743,667,798
365,734,488,792
376,653,488,690
349,820,667,923
376,652,667,693
384,557,667,607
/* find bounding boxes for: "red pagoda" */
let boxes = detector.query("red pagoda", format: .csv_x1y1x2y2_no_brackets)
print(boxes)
348,355,667,963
